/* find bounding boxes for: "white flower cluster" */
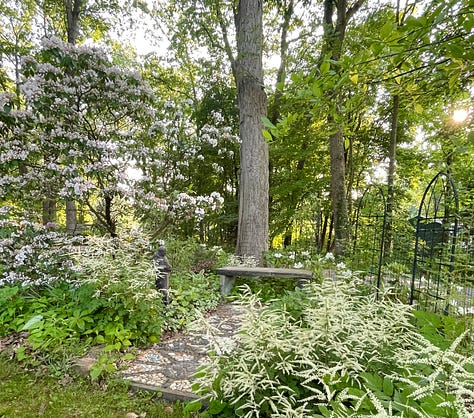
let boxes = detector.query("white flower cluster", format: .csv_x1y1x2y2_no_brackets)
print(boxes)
59,177,95,198
1,36,158,216
14,244,33,266
267,248,313,269
0,209,81,287
168,191,224,221
321,252,335,262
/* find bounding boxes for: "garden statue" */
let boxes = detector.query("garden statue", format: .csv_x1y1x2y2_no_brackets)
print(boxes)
153,246,172,304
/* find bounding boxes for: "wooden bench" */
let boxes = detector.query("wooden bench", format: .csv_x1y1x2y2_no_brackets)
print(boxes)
216,266,313,296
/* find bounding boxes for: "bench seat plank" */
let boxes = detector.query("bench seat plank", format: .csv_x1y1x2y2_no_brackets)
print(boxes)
216,266,312,279
216,266,313,295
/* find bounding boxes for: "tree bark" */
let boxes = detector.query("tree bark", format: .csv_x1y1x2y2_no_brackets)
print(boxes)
385,0,402,255
66,200,77,234
42,199,57,225
64,0,83,234
321,0,366,256
385,94,399,255
66,0,82,44
235,0,269,262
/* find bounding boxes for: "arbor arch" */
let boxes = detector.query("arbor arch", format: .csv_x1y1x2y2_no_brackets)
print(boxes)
409,172,459,314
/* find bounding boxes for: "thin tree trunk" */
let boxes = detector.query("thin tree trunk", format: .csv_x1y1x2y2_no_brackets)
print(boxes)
42,199,57,225
66,0,82,45
66,200,77,234
385,95,399,256
64,0,83,234
329,122,349,255
268,0,293,125
385,0,402,256
268,0,297,248
321,0,366,256
326,214,334,253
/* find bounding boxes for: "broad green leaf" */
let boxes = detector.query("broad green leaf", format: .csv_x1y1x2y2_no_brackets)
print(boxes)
362,372,383,391
263,129,272,141
105,363,116,372
370,42,384,56
209,400,227,414
0,286,19,304
312,84,322,97
320,60,330,74
291,73,301,83
414,103,423,114
383,377,394,396
462,13,474,32
183,400,202,413
448,72,460,89
122,353,135,361
380,20,393,39
404,15,422,28
16,346,27,361
89,365,102,381
317,405,331,417
21,314,43,331
446,44,465,59
262,116,276,129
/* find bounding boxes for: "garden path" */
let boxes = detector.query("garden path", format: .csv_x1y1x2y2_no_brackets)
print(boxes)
121,302,246,402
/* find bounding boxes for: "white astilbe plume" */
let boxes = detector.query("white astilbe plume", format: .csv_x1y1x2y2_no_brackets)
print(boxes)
391,329,474,414
74,235,160,304
192,280,474,417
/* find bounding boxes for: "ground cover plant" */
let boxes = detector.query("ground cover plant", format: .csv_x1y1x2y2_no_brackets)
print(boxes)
0,211,223,379
0,353,183,418
0,213,225,417
192,280,474,417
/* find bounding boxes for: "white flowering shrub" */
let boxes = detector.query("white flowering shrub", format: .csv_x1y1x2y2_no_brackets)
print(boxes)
193,281,474,417
1,37,155,234
133,100,239,239
1,39,237,239
0,207,81,287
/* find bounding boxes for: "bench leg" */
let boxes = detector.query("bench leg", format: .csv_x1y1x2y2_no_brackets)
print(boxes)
220,275,235,296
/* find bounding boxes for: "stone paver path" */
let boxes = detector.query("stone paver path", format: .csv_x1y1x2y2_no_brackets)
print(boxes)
121,302,246,401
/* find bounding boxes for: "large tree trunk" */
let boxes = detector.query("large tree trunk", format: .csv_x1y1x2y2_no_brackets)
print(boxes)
235,0,269,262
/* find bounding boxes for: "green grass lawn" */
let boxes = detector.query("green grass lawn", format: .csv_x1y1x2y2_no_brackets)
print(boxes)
0,355,184,418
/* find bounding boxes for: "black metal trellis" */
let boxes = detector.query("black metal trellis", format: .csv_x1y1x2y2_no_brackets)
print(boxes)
409,172,459,314
352,186,387,298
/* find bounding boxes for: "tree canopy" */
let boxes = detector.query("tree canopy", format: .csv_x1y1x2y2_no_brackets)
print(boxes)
0,0,472,257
